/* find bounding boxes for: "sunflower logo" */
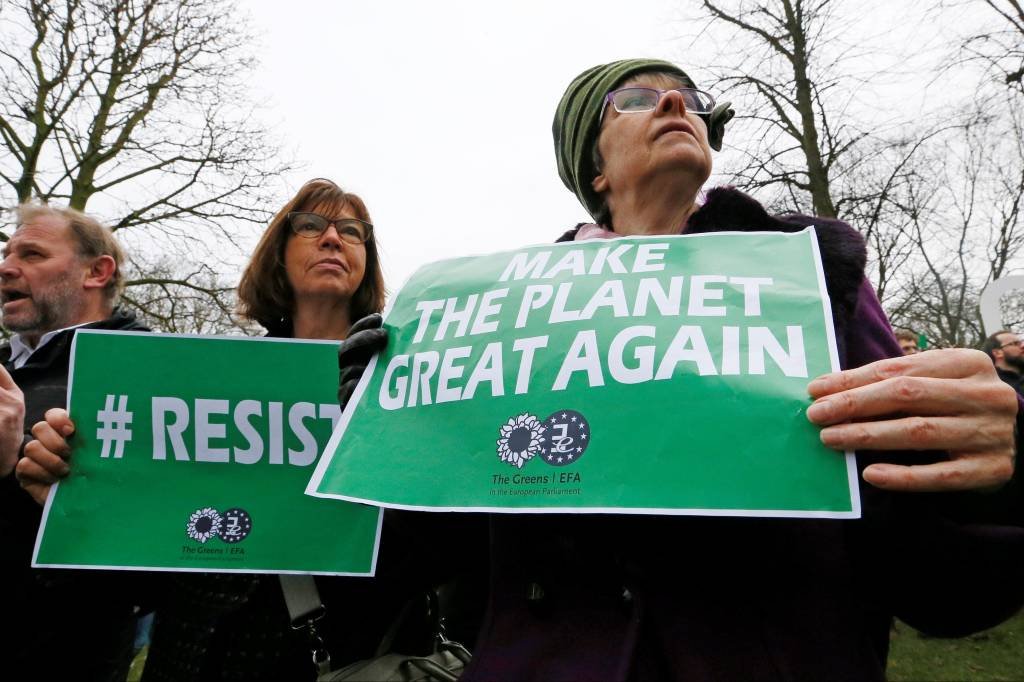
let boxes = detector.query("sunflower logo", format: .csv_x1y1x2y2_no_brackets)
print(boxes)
186,507,222,544
496,413,546,469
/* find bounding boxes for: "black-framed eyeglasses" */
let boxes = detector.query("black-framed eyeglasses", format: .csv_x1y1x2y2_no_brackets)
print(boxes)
600,87,716,124
1000,339,1024,349
287,212,373,245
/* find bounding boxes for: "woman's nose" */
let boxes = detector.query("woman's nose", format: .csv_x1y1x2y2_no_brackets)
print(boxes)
656,89,688,116
318,224,344,248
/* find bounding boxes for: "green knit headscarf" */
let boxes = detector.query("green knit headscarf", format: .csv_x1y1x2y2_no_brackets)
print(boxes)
553,58,735,222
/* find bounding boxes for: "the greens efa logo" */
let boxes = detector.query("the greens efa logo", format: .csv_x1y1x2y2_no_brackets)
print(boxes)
496,409,590,469
185,507,253,544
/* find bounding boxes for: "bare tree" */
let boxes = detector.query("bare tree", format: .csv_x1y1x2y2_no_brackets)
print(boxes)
693,0,871,218
887,0,1024,342
685,1,1024,346
120,257,258,335
0,0,290,332
687,1,946,302
943,0,1024,91
883,98,1024,347
689,1,932,282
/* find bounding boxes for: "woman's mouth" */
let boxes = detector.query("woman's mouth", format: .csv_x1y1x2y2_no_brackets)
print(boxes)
655,122,697,140
312,258,347,272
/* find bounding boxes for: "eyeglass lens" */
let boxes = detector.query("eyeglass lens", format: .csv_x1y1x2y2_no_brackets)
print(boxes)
610,87,714,114
290,213,369,244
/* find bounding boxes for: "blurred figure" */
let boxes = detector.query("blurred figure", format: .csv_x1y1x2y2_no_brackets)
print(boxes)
895,329,920,355
982,329,1024,394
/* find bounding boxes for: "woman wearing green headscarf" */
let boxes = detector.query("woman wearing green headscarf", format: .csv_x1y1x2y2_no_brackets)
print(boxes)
549,58,1016,496
339,59,1023,680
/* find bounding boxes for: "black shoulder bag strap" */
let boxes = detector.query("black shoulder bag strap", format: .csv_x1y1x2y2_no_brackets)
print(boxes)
279,574,332,676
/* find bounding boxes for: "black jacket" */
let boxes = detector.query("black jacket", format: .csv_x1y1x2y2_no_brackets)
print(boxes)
0,308,149,682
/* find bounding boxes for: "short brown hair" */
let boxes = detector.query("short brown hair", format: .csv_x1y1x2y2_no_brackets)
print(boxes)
894,329,917,344
15,202,125,302
982,330,1015,360
237,178,385,332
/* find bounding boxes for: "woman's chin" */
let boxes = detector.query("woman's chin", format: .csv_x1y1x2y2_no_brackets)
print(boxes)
293,284,356,306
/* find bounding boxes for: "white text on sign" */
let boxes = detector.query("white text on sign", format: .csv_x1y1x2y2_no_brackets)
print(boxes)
151,398,341,466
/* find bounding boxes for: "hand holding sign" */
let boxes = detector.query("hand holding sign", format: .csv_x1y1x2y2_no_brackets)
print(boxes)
311,230,861,516
34,333,381,574
17,408,74,505
806,348,1017,492
0,364,25,477
338,313,388,409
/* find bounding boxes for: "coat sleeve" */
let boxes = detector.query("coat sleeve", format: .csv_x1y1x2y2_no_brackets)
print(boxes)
844,279,1024,636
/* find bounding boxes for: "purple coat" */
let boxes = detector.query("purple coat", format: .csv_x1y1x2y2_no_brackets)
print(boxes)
460,189,1024,682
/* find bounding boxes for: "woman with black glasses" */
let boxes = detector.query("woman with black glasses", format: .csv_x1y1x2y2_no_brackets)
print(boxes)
136,178,405,681
341,60,1024,681
236,178,385,341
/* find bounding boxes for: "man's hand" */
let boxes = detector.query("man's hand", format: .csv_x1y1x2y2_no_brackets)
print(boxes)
0,365,25,477
806,349,1017,492
16,408,74,505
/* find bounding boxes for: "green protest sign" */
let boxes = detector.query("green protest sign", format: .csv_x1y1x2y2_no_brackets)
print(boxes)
309,229,859,518
34,332,382,575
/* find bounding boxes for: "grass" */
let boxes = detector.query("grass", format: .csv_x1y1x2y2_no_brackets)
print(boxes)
888,610,1024,681
127,646,147,682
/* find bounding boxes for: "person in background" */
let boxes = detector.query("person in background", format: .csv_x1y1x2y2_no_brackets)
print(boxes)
340,59,1023,681
980,331,1024,524
3,202,147,682
895,328,921,355
982,329,1024,394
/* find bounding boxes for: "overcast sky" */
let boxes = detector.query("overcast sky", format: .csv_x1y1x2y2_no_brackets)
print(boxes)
242,0,972,294
243,0,713,290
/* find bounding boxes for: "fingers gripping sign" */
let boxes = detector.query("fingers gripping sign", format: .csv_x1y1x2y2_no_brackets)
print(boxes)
0,364,26,477
16,408,75,505
806,349,1017,492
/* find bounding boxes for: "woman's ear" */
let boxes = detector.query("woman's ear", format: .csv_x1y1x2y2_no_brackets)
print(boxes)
592,173,609,194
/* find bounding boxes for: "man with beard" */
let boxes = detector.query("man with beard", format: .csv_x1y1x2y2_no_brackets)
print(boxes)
982,330,1024,395
0,203,147,681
